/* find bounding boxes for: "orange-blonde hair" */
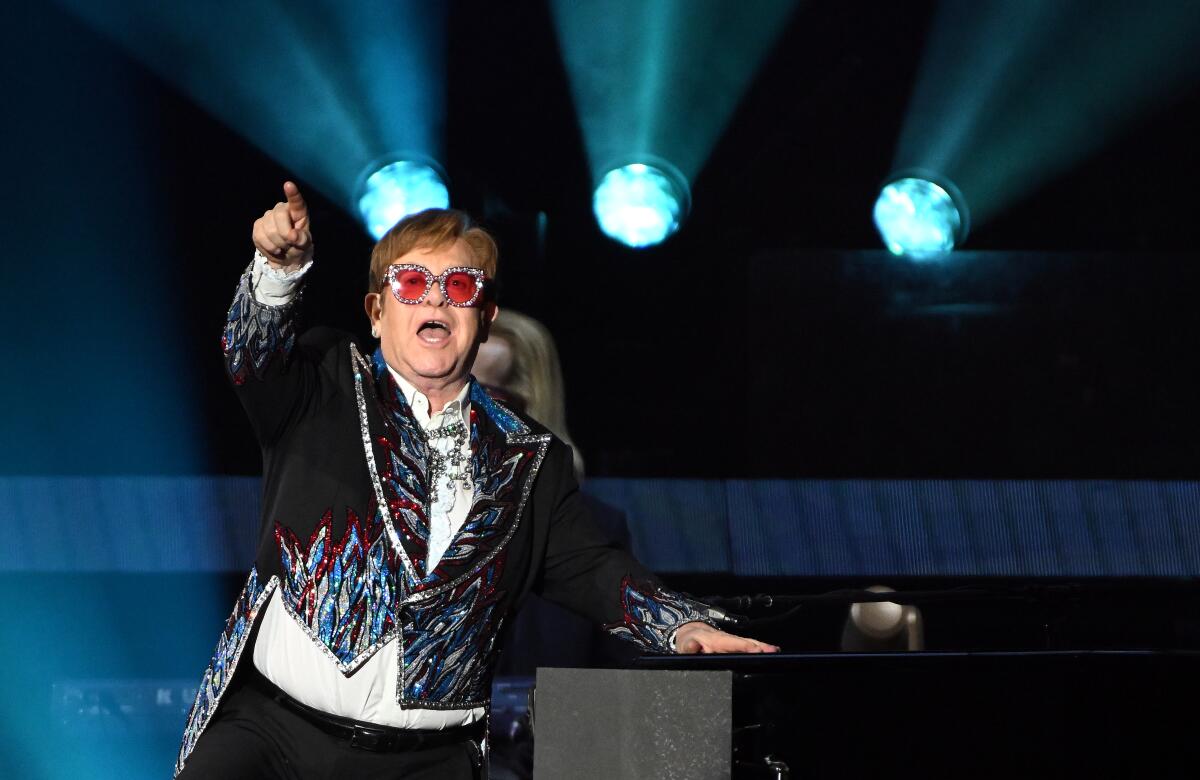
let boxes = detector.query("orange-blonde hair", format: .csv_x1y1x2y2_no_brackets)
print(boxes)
368,208,499,292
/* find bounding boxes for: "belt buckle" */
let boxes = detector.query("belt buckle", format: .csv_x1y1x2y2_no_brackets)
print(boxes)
350,726,391,752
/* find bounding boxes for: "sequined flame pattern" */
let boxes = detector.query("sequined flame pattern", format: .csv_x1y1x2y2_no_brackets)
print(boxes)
367,347,539,593
605,575,718,653
371,350,434,575
424,425,528,579
276,508,400,670
401,556,507,707
380,431,433,548
222,263,299,385
176,568,275,775
350,343,552,707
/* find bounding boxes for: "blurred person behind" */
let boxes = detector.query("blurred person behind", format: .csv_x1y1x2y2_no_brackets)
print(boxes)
473,308,585,479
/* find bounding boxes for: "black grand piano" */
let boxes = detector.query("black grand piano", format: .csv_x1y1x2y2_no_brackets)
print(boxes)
527,580,1200,779
634,649,1199,778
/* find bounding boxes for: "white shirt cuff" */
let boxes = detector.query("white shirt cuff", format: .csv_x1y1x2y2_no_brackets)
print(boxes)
251,249,313,305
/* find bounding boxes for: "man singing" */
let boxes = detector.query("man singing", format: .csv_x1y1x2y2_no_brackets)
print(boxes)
176,182,777,779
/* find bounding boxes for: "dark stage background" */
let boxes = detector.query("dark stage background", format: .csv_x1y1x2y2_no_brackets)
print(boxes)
2,1,1200,777
3,0,1199,479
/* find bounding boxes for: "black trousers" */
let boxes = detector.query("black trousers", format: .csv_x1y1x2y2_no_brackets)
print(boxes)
177,678,482,780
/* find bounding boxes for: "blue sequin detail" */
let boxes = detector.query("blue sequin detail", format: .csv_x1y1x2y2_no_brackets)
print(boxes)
222,264,298,384
470,381,529,436
176,568,271,775
402,558,506,705
419,425,526,579
604,576,716,653
276,508,399,668
372,347,433,570
369,349,532,590
360,346,545,707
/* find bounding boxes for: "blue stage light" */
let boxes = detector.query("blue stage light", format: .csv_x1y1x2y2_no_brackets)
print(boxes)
356,160,450,240
593,162,690,248
873,175,968,260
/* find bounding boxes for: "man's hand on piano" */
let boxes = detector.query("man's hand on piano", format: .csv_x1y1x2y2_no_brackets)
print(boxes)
674,622,780,654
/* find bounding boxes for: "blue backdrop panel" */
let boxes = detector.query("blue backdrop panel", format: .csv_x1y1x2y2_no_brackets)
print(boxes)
582,478,734,574
2,476,1198,576
0,476,260,572
725,479,1200,577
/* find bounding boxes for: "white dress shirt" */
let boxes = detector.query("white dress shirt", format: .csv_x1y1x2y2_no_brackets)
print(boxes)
248,252,485,728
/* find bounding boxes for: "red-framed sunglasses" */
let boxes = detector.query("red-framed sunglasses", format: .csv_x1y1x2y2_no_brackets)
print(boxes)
383,264,490,308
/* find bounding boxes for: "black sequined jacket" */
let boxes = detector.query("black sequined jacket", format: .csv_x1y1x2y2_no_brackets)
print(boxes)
175,262,719,775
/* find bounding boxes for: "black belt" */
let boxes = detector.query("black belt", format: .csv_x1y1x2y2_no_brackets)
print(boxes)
248,668,485,753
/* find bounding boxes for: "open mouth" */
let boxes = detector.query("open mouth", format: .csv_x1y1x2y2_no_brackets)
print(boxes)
417,320,452,343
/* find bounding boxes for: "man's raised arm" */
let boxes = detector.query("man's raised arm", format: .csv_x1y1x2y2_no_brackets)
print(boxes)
222,181,326,444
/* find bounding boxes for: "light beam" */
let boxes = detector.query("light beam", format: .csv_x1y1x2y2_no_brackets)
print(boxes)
58,0,448,225
551,0,797,242
893,0,1200,229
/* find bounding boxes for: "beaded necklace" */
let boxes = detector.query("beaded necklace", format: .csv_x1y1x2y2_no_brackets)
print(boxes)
424,419,470,505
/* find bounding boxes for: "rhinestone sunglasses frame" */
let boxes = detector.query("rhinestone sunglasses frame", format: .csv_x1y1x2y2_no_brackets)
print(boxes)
383,263,489,308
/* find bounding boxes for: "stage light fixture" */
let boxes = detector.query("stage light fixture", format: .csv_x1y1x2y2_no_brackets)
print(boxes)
592,161,690,248
356,159,450,240
873,174,968,261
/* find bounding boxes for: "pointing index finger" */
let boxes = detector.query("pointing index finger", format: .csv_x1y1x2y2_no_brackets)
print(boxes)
283,181,308,227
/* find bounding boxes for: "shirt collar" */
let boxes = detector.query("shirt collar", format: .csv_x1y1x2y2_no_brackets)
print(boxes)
387,366,472,430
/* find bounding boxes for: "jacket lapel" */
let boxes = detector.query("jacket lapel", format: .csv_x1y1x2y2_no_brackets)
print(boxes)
353,347,432,587
352,346,551,601
412,381,548,595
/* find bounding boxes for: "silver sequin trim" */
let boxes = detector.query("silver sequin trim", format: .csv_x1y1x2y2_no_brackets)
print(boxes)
174,574,279,777
277,596,400,675
351,345,417,577
392,594,506,711
402,428,550,606
350,345,552,709
350,344,551,605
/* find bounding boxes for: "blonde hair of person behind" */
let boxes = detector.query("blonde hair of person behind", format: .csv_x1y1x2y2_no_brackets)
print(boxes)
368,208,499,293
488,309,586,479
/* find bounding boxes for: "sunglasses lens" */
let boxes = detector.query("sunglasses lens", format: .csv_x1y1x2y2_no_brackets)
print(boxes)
444,271,479,304
393,270,428,301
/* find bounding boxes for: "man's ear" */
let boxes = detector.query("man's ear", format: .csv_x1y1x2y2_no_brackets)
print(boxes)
363,292,382,328
480,302,499,342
